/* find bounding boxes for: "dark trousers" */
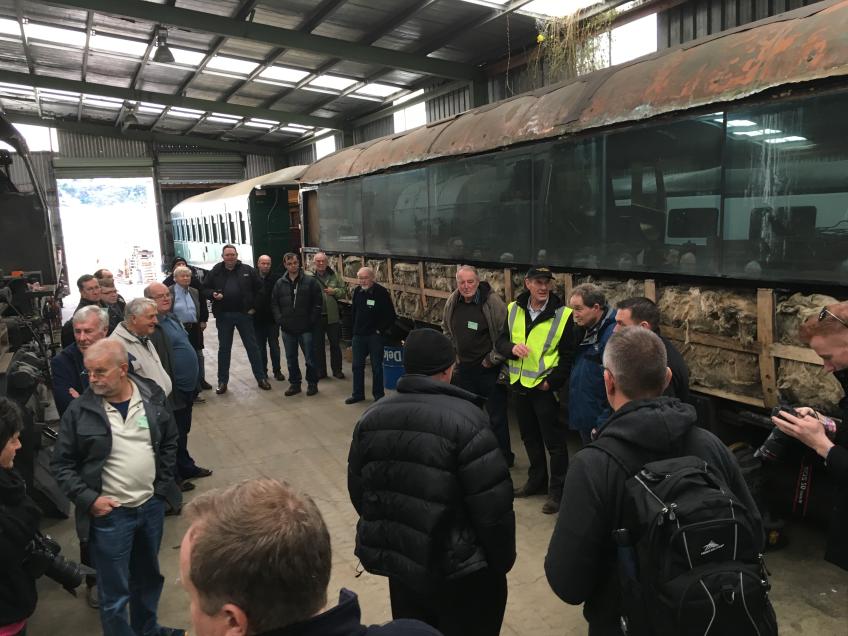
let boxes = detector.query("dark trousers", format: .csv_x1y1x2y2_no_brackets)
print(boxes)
314,317,343,377
514,387,569,501
195,348,206,389
389,568,507,636
352,333,384,400
215,311,266,383
174,390,199,480
282,330,318,386
81,539,96,588
453,362,513,463
254,319,282,375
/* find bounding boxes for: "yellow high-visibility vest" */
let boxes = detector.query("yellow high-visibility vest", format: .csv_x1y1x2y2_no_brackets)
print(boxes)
507,301,571,388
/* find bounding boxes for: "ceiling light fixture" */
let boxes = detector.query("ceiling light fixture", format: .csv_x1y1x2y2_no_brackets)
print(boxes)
152,27,175,64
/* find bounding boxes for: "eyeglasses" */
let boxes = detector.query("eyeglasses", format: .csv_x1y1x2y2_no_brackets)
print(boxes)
818,307,848,329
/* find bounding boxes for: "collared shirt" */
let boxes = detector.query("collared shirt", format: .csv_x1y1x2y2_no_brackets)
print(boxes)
172,285,196,323
100,381,156,508
528,298,550,322
157,313,199,393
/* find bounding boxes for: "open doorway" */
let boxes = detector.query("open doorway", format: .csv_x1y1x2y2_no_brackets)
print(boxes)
57,177,160,319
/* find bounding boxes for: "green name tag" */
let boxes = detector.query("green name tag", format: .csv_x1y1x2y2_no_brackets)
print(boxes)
366,299,376,307
137,415,150,429
467,321,479,330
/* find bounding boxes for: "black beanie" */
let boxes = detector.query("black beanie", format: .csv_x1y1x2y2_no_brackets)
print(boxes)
403,328,455,376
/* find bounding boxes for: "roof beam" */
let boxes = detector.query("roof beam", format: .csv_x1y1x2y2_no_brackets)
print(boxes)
4,112,280,155
0,69,341,129
15,0,41,118
43,0,483,81
78,11,93,121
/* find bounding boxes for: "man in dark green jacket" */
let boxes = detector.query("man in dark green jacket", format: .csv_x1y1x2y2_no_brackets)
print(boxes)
310,252,346,380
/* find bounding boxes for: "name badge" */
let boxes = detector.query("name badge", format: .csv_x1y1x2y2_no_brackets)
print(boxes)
137,415,150,429
367,299,376,307
467,321,479,330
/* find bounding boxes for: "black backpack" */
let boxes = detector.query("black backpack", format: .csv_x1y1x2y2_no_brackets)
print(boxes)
593,443,777,636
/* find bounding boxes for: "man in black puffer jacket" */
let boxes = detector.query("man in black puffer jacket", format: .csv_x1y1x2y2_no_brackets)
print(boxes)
348,328,515,636
545,327,766,635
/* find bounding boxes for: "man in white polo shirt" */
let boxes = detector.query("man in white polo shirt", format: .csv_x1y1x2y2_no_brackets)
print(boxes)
52,339,184,636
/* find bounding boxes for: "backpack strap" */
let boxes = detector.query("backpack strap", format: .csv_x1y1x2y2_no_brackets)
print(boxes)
589,437,642,477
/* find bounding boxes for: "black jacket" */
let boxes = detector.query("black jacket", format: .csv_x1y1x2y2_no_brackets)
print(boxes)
0,468,40,626
256,589,441,636
271,270,323,335
202,260,262,316
545,397,762,635
51,373,180,539
255,271,281,324
51,342,88,416
495,291,577,392
348,375,515,590
351,283,396,337
825,370,848,570
662,335,690,401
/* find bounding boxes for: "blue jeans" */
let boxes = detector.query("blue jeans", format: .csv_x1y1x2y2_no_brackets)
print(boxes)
453,362,513,463
282,330,318,385
215,311,266,383
254,319,282,375
352,333,384,400
89,496,166,636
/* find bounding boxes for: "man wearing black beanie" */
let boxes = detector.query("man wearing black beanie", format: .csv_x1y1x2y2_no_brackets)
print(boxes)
348,328,515,636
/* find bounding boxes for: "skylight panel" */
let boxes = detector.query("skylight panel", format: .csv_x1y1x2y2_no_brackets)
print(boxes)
24,23,86,47
168,48,206,67
83,95,124,109
245,119,278,129
41,88,80,103
137,102,166,114
356,83,402,98
0,18,20,36
168,106,204,119
206,55,259,75
259,65,310,83
308,74,358,91
207,116,240,124
0,82,35,97
280,126,310,134
519,0,596,17
286,123,313,130
91,34,148,57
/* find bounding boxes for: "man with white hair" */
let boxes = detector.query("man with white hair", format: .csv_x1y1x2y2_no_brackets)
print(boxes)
52,305,109,416
345,267,396,405
52,339,183,636
109,298,172,396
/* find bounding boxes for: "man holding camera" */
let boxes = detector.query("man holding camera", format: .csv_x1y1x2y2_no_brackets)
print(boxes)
52,339,184,636
771,303,848,571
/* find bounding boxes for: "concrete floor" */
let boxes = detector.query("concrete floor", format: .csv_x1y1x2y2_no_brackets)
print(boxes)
29,319,848,635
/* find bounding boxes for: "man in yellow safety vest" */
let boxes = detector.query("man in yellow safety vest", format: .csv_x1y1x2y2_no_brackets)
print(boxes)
496,266,577,514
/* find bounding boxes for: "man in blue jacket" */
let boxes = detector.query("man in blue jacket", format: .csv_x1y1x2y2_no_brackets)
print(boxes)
568,283,617,444
52,305,109,417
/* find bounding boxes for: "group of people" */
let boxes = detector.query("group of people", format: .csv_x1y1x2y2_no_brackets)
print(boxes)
2,256,846,636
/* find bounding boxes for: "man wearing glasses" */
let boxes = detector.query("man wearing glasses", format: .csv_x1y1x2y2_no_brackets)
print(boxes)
770,303,848,571
345,267,396,405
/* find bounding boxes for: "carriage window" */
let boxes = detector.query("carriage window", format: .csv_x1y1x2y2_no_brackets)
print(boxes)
605,115,723,275
363,169,428,256
316,181,363,252
218,215,227,243
229,214,237,244
533,139,603,269
239,211,247,244
722,93,848,284
430,153,532,262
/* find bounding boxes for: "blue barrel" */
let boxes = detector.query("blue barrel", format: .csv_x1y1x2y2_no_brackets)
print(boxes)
383,346,404,390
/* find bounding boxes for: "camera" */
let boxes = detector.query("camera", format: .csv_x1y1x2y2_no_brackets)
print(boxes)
755,405,839,462
24,532,95,595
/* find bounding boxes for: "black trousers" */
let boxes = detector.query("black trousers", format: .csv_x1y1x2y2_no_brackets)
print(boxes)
514,386,569,500
453,362,513,463
314,317,343,377
389,568,507,636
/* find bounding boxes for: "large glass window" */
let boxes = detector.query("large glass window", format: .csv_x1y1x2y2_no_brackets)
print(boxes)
363,169,428,256
722,93,848,284
534,139,603,268
605,114,723,276
429,153,532,262
316,181,363,252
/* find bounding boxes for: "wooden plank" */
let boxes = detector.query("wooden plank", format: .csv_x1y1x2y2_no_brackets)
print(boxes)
692,385,765,408
341,278,451,299
503,268,512,301
644,279,657,302
757,288,779,408
563,273,574,301
0,351,13,375
663,326,760,354
418,262,427,310
387,257,394,286
770,343,823,366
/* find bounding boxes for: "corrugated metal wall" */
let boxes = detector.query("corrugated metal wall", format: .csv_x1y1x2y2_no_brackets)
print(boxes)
286,145,316,167
245,153,276,179
156,156,244,185
354,116,394,144
658,0,813,48
57,130,150,158
426,85,471,123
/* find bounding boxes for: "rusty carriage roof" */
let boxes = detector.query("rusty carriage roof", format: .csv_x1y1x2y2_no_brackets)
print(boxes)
301,0,848,185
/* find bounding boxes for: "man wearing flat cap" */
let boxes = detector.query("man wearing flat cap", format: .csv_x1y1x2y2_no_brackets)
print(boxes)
496,266,578,515
348,328,515,636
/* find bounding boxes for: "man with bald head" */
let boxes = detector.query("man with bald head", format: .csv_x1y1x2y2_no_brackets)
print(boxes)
254,254,285,382
52,339,183,636
346,266,396,405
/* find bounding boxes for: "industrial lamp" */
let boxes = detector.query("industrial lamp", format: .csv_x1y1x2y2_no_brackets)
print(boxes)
152,27,175,64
